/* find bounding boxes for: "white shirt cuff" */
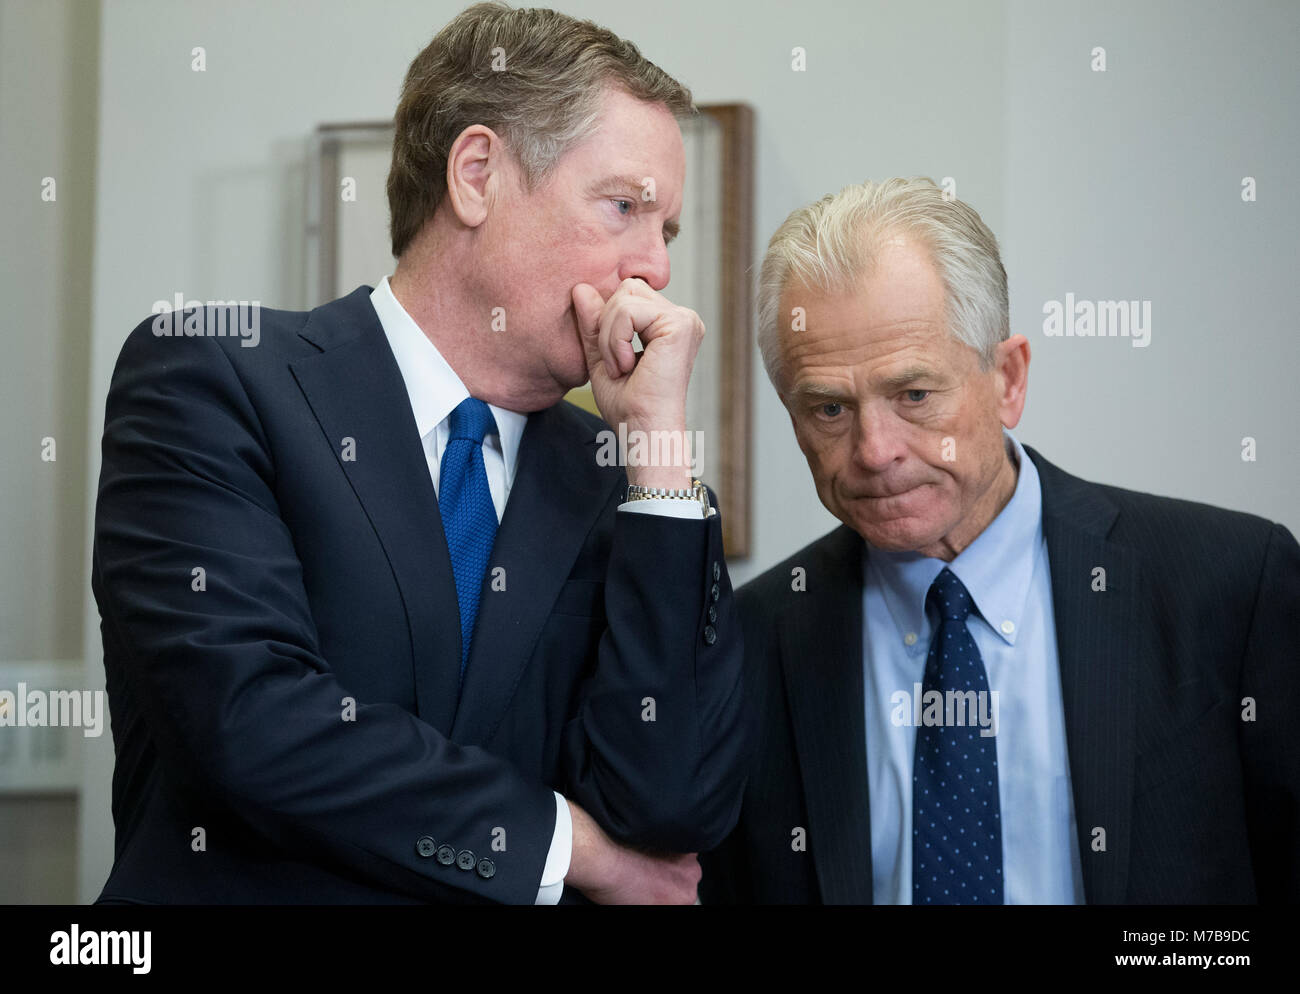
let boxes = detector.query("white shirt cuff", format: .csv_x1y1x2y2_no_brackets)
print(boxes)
535,792,572,905
618,497,716,519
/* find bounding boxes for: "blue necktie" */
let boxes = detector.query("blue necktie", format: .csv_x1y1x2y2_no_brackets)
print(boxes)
912,567,1004,905
438,397,499,678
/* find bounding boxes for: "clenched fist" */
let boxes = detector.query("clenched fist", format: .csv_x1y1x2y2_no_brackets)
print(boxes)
572,278,705,491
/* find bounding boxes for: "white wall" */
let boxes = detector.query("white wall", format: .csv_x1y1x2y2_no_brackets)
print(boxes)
53,0,1300,900
1003,0,1299,526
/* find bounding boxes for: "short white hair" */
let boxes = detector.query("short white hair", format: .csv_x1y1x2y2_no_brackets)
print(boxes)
756,177,1008,390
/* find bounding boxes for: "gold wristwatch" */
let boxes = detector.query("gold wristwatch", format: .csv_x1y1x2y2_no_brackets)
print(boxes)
625,478,711,513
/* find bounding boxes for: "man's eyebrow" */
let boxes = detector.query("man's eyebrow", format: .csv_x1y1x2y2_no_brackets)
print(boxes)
589,173,657,195
875,367,937,392
790,368,939,403
790,382,853,404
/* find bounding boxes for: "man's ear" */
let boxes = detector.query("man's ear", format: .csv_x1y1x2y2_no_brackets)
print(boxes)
444,124,501,229
994,334,1031,430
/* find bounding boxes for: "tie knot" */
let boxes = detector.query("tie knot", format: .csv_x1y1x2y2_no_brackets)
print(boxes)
927,567,974,622
448,397,496,444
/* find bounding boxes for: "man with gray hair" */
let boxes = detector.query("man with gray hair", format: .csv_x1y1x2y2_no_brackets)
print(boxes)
94,3,746,905
700,177,1299,904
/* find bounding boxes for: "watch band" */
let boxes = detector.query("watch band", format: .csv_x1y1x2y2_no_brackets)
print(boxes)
625,478,711,512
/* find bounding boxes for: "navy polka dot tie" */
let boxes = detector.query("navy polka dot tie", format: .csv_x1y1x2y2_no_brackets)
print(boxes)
438,397,499,679
912,567,1003,905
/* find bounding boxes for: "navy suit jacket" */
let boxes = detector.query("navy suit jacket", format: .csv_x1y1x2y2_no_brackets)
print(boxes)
92,286,746,904
701,445,1299,904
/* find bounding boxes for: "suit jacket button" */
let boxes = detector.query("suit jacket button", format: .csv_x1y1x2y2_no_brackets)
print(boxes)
456,849,476,871
416,836,437,858
707,605,717,624
710,582,720,602
703,625,717,645
712,561,721,581
435,844,456,866
476,858,496,880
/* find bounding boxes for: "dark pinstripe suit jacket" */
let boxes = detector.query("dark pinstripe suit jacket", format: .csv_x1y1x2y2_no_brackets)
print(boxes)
701,445,1299,904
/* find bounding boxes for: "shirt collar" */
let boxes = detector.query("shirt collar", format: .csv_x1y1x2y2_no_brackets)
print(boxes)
864,431,1043,647
369,275,528,487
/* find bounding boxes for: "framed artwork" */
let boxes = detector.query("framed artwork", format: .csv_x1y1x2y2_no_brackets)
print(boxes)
305,104,754,556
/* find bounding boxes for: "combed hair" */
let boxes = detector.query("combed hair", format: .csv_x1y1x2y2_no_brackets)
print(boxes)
387,2,695,258
756,177,1008,390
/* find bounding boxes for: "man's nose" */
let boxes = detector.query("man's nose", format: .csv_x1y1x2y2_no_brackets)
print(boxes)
622,232,671,291
853,406,908,472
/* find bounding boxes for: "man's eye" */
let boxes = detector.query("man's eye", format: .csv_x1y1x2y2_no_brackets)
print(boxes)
612,199,633,215
820,402,843,418
904,389,930,404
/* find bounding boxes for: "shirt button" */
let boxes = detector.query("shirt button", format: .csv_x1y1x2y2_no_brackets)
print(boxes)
1001,620,1015,635
903,632,917,646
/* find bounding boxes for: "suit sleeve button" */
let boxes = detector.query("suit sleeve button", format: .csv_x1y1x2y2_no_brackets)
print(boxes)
416,836,437,858
435,844,456,866
710,582,720,602
476,858,496,880
703,625,717,645
712,561,721,581
456,849,476,871
707,605,717,623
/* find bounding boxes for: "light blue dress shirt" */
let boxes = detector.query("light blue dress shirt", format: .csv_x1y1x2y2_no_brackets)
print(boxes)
862,431,1085,904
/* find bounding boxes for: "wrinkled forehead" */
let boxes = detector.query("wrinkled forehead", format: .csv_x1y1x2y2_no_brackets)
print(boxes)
775,276,975,398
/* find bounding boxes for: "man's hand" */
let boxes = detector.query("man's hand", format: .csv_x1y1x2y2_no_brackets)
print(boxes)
564,799,701,904
571,279,704,492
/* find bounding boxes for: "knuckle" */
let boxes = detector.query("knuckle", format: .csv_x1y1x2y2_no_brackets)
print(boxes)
673,306,702,331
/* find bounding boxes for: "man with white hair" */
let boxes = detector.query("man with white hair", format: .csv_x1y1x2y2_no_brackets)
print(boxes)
700,177,1299,904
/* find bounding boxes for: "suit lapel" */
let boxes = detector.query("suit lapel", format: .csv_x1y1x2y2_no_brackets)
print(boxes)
1026,445,1137,904
451,403,623,745
778,525,875,904
289,286,464,733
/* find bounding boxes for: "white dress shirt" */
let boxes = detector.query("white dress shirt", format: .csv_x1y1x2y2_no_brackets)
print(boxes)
370,275,706,903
